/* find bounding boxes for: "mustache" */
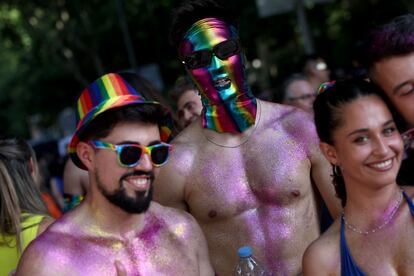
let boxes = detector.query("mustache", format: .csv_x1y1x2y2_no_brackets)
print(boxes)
120,170,155,182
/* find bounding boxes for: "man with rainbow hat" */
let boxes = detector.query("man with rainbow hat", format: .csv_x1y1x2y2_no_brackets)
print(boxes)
16,73,214,275
154,0,340,274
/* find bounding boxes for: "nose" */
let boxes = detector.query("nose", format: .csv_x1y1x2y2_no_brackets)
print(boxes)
210,54,223,69
373,136,389,156
134,151,153,170
183,109,193,124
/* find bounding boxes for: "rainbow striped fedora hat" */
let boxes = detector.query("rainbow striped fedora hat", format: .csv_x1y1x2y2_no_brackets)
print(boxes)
68,73,172,169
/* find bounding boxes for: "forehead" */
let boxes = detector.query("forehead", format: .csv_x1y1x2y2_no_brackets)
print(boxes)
337,95,391,130
177,89,200,109
372,53,414,94
106,121,160,143
180,18,237,52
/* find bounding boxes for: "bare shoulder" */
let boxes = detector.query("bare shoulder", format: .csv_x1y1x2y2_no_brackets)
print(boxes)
261,100,316,134
153,123,199,196
16,225,70,275
150,202,200,230
153,129,198,208
303,220,341,275
150,202,205,240
172,117,204,144
260,100,319,150
164,122,202,171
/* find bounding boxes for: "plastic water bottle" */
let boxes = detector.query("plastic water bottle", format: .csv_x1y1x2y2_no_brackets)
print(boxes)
234,246,267,276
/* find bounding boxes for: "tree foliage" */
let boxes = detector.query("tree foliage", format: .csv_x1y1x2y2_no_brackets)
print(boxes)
0,0,412,137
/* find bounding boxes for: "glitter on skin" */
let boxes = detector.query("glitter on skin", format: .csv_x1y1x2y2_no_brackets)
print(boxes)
173,223,185,237
16,202,207,275
160,101,326,274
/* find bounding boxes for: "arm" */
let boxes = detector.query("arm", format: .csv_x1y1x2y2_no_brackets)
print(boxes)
290,109,341,219
292,111,341,219
153,143,189,211
310,145,341,219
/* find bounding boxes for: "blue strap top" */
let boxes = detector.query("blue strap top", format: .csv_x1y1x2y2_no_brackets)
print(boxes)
340,191,414,276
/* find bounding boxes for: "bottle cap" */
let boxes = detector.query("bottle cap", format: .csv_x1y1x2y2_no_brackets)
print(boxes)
238,246,252,257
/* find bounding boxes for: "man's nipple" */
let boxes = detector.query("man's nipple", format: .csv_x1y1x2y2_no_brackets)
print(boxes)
208,210,217,218
291,189,301,197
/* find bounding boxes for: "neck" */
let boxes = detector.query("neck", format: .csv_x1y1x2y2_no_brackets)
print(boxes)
344,184,402,222
202,100,261,148
201,91,257,133
84,185,147,238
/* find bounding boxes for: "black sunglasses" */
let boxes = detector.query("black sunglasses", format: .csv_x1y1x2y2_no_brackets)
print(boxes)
89,140,172,167
181,39,241,69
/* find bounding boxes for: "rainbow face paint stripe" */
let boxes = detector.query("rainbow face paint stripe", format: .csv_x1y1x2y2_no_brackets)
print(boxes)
179,18,257,133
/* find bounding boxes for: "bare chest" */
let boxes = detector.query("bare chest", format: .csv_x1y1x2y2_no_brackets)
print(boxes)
184,132,314,221
49,236,198,275
343,210,414,275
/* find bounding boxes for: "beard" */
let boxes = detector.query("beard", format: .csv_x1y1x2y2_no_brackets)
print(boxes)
95,170,154,214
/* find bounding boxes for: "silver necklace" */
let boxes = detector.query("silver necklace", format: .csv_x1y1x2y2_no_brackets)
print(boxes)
203,101,261,148
342,189,403,235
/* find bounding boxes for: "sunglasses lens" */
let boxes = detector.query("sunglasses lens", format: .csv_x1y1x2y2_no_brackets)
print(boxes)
184,50,212,69
151,145,170,166
119,146,142,166
215,40,239,59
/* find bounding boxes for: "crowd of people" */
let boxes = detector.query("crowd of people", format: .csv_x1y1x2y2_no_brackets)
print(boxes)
1,0,413,275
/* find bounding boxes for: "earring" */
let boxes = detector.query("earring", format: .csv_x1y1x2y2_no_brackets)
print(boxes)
333,164,342,177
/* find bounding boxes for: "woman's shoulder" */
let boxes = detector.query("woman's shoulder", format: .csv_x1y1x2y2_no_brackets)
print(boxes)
303,220,341,275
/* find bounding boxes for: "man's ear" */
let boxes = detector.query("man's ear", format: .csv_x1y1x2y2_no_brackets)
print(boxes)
77,142,94,170
319,142,338,165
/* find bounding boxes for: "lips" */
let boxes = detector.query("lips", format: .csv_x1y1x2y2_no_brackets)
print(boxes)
213,77,231,90
123,176,150,192
367,158,393,171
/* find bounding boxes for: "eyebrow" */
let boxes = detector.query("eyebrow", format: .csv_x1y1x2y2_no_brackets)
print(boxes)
346,119,394,137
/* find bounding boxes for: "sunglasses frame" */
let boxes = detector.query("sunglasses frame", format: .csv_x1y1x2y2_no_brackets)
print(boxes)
181,39,241,69
89,140,172,168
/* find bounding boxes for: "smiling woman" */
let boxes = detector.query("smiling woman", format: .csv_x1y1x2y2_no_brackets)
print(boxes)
303,79,414,275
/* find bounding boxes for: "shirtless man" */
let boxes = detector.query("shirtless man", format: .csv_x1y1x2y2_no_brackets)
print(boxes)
16,73,214,275
153,0,340,274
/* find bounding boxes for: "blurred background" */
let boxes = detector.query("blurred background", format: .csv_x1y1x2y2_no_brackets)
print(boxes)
0,0,413,141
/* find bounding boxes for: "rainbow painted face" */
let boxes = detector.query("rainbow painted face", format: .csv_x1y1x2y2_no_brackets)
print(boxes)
178,18,257,133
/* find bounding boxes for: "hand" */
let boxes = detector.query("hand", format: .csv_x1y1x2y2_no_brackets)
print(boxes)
115,260,127,276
